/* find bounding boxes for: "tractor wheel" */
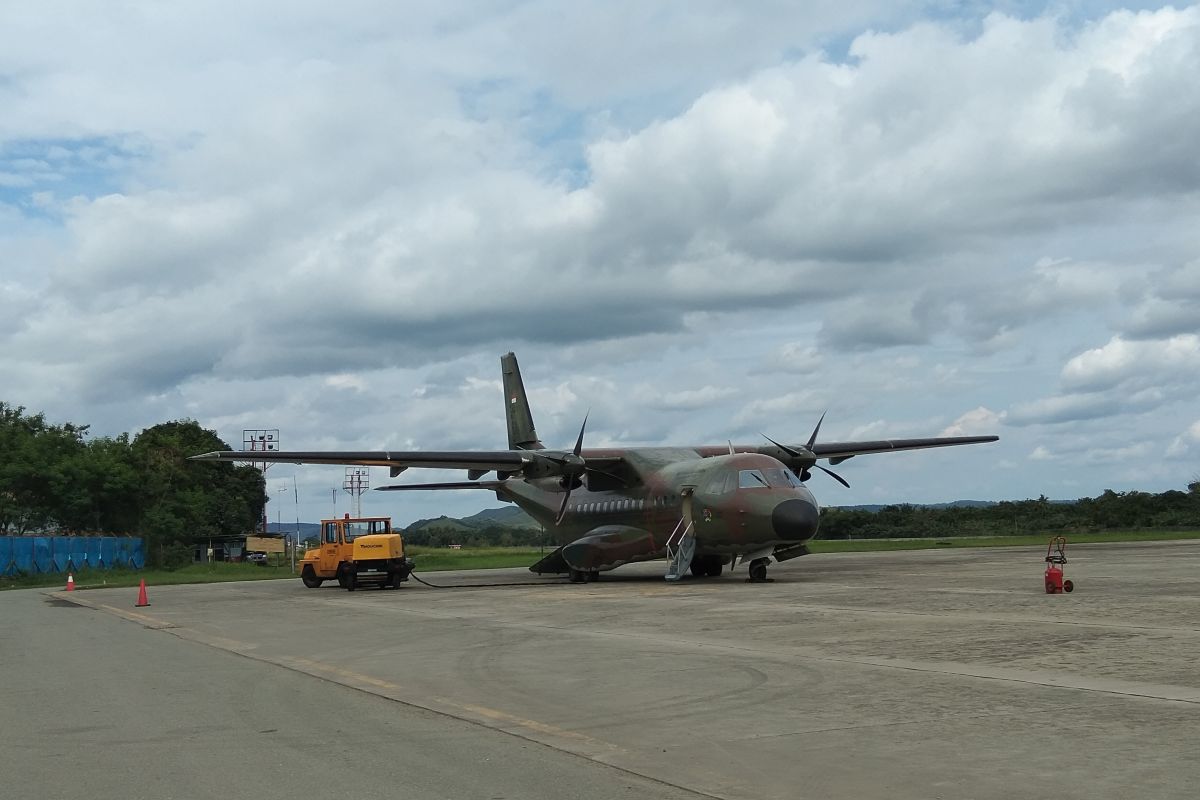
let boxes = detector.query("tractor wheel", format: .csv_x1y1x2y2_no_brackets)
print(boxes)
300,566,323,588
340,564,357,592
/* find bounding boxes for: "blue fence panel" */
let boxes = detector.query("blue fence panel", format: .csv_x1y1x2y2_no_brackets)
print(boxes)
13,538,33,573
56,537,77,571
33,537,51,573
100,538,116,567
1,536,145,574
85,538,102,567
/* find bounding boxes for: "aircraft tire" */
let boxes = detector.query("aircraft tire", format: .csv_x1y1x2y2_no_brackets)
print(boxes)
748,559,769,583
705,561,723,578
569,568,587,584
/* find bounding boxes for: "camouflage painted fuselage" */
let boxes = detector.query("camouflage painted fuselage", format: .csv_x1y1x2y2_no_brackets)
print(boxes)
496,448,820,571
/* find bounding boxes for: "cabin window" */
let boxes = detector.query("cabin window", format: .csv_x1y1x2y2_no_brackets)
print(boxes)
324,523,338,543
738,469,769,489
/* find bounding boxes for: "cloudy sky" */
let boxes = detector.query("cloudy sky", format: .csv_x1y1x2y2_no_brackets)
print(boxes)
2,1,1198,525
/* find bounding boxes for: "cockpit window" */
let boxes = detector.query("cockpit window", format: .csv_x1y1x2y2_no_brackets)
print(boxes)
737,468,803,489
738,469,770,488
762,468,804,488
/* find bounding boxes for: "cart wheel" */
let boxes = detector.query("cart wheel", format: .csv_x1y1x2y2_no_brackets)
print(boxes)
1063,580,1074,593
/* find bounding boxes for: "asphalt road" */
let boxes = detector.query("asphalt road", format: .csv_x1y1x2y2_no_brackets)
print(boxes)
0,589,704,800
10,539,1200,799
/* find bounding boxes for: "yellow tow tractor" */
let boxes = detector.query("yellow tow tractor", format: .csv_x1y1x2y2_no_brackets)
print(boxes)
299,514,414,591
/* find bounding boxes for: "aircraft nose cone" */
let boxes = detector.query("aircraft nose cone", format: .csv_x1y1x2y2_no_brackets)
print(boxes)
772,498,819,541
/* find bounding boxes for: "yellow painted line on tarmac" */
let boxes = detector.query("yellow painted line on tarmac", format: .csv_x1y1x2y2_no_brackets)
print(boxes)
98,604,173,628
284,656,404,692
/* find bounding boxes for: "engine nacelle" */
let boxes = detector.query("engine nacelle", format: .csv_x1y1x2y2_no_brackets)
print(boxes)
561,526,657,572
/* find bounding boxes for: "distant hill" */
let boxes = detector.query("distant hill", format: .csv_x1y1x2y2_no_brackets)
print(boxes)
409,506,540,532
407,515,476,533
460,506,540,529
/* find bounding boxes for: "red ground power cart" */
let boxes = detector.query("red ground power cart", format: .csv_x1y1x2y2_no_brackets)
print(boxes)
1044,536,1075,594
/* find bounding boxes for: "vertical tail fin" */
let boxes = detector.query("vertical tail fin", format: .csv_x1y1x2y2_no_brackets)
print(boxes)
501,352,544,450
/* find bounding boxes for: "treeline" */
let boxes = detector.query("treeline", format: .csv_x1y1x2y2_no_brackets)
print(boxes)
402,525,550,548
819,486,1200,540
1,403,263,564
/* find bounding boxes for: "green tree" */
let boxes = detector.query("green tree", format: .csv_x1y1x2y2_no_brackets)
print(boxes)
131,420,264,564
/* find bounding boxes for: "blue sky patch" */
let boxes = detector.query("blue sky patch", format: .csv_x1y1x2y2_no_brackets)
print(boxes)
0,135,150,219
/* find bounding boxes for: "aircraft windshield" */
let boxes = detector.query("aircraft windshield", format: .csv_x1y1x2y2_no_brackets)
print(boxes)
738,469,769,488
739,468,803,489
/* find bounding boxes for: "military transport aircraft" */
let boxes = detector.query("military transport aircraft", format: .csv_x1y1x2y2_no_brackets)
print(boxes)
192,353,997,583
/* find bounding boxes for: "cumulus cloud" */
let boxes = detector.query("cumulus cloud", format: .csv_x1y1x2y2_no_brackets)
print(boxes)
1123,260,1200,339
2,3,1200,519
1061,334,1200,392
1166,419,1200,459
940,407,1006,437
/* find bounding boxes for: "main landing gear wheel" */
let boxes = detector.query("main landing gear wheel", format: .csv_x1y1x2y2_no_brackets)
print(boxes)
300,566,323,588
569,568,599,584
747,558,772,583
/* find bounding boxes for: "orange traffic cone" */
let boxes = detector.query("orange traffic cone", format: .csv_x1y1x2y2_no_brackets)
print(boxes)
65,573,74,591
135,579,150,607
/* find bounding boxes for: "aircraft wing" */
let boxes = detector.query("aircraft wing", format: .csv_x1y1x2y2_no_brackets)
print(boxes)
189,449,639,487
809,435,998,462
189,450,528,473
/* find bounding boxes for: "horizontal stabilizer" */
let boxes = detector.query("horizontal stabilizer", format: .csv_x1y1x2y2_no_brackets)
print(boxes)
376,481,507,492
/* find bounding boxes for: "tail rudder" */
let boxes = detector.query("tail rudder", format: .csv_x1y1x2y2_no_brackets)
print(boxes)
501,352,544,450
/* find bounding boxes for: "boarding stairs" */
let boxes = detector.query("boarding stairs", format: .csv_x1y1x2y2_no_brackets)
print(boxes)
664,517,696,581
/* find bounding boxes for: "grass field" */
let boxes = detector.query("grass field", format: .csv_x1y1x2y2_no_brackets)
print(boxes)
407,546,549,571
5,531,1198,591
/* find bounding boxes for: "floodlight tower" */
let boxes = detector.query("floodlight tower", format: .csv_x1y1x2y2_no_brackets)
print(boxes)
243,429,280,534
343,467,369,518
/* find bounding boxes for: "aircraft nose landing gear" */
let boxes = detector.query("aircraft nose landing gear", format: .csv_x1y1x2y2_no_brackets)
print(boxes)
747,558,773,583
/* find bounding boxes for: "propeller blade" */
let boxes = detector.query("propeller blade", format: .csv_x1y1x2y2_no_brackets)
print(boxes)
573,412,589,456
556,486,573,525
805,411,827,451
762,433,803,459
816,464,849,488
